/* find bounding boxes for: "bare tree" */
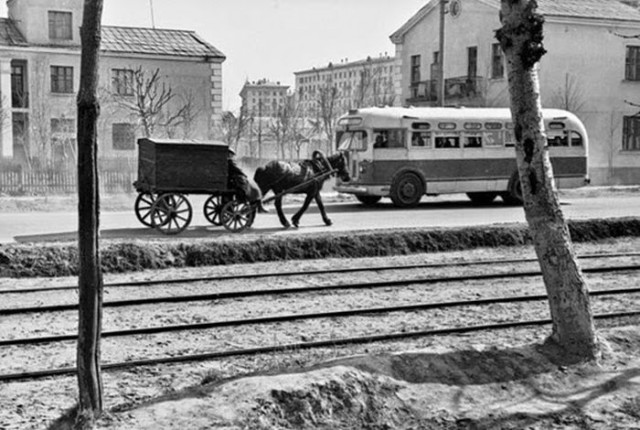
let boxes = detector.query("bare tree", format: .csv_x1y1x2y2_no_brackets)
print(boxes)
76,0,104,427
316,81,340,153
268,97,298,159
496,0,598,360
549,73,587,112
112,66,175,137
218,109,251,151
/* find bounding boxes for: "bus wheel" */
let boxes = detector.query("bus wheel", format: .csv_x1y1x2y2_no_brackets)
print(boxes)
356,195,382,206
502,174,523,205
391,173,424,207
467,192,498,205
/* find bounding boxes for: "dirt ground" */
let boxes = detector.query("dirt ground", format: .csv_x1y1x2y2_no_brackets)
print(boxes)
1,238,639,429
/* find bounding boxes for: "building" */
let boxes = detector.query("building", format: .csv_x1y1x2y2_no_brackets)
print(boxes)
391,0,640,185
0,0,225,167
294,55,398,118
239,79,290,118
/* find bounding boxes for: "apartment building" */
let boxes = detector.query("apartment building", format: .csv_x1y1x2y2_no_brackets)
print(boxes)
0,0,225,167
391,0,640,184
239,79,290,118
294,55,398,117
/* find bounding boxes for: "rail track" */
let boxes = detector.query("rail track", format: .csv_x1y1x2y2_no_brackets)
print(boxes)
1,253,639,383
1,262,639,316
1,251,639,295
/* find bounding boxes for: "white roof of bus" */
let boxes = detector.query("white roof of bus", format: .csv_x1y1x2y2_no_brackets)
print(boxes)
344,106,577,122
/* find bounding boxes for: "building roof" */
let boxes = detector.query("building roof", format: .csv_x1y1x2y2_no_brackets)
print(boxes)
0,19,224,59
0,18,27,46
295,55,395,76
101,26,225,59
391,0,640,43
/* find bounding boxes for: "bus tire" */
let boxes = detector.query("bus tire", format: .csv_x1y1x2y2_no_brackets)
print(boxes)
467,192,498,205
502,173,523,206
390,172,424,207
356,195,382,206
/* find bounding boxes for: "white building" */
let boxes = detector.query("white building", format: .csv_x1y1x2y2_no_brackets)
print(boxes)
0,0,225,168
391,0,640,184
294,55,398,117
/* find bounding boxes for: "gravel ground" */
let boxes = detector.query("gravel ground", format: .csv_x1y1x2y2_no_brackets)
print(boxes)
1,238,640,429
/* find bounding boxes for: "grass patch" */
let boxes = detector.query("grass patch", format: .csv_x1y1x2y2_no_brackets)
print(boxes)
1,217,639,278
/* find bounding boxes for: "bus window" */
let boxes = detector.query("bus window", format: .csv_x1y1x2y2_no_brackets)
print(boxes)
483,130,502,147
548,132,568,147
570,131,583,146
374,129,405,149
464,122,482,130
338,130,367,151
485,122,502,130
504,128,516,147
463,134,482,148
435,135,460,148
411,131,430,147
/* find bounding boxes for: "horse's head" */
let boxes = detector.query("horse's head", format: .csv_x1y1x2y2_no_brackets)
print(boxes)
328,152,351,183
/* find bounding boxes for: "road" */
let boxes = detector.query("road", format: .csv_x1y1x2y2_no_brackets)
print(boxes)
1,193,639,244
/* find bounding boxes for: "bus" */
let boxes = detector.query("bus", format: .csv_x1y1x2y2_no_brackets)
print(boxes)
334,106,589,207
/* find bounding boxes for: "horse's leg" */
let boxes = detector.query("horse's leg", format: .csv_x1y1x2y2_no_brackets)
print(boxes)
291,192,315,228
274,196,290,228
315,192,332,226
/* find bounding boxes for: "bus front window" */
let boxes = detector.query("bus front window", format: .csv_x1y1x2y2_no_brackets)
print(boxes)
338,130,367,151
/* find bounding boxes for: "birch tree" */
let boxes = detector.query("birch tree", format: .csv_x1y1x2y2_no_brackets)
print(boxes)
496,0,598,360
76,0,104,427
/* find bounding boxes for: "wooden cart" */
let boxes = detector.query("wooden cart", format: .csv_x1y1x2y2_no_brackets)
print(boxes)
133,138,256,234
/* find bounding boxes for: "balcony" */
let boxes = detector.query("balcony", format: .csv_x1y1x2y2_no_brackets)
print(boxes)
406,80,437,105
406,76,485,106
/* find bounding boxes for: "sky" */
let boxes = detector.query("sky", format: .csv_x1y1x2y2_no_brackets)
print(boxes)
0,0,426,111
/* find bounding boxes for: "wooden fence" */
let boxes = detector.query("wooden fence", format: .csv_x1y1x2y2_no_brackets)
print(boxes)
0,169,136,195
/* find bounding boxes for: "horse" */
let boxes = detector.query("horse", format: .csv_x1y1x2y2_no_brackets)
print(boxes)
253,150,351,228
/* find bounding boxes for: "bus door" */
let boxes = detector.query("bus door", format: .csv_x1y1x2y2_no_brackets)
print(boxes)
337,129,368,181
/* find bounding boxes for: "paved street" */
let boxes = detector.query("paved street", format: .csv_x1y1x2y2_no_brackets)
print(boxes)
1,193,639,244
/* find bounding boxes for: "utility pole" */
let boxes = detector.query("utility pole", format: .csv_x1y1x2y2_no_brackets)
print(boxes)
149,0,156,28
438,0,448,107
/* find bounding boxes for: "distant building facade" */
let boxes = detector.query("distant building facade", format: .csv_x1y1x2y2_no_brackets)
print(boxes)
240,79,290,118
0,0,225,167
294,55,399,117
391,0,640,185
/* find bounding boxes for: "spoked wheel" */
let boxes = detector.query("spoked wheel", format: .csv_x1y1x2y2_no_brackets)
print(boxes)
134,192,156,227
150,193,193,235
203,194,225,226
221,200,256,232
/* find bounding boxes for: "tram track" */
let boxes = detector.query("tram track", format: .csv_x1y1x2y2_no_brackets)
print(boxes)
1,262,639,316
1,309,638,383
1,251,639,296
1,285,640,348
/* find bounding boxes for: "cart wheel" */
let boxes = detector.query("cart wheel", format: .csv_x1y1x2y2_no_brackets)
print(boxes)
221,200,256,232
151,193,192,235
134,193,156,227
203,195,225,226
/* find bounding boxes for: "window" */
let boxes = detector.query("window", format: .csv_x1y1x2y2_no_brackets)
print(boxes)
112,123,135,150
337,130,367,151
51,66,73,93
463,134,482,148
48,11,72,40
623,116,640,150
11,63,26,108
411,131,430,147
112,69,134,96
51,118,75,133
373,129,405,149
410,55,421,84
435,135,460,148
491,43,505,79
626,46,640,81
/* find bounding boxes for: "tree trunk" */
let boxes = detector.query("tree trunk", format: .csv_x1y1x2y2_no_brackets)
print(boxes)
76,0,104,427
496,0,598,360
